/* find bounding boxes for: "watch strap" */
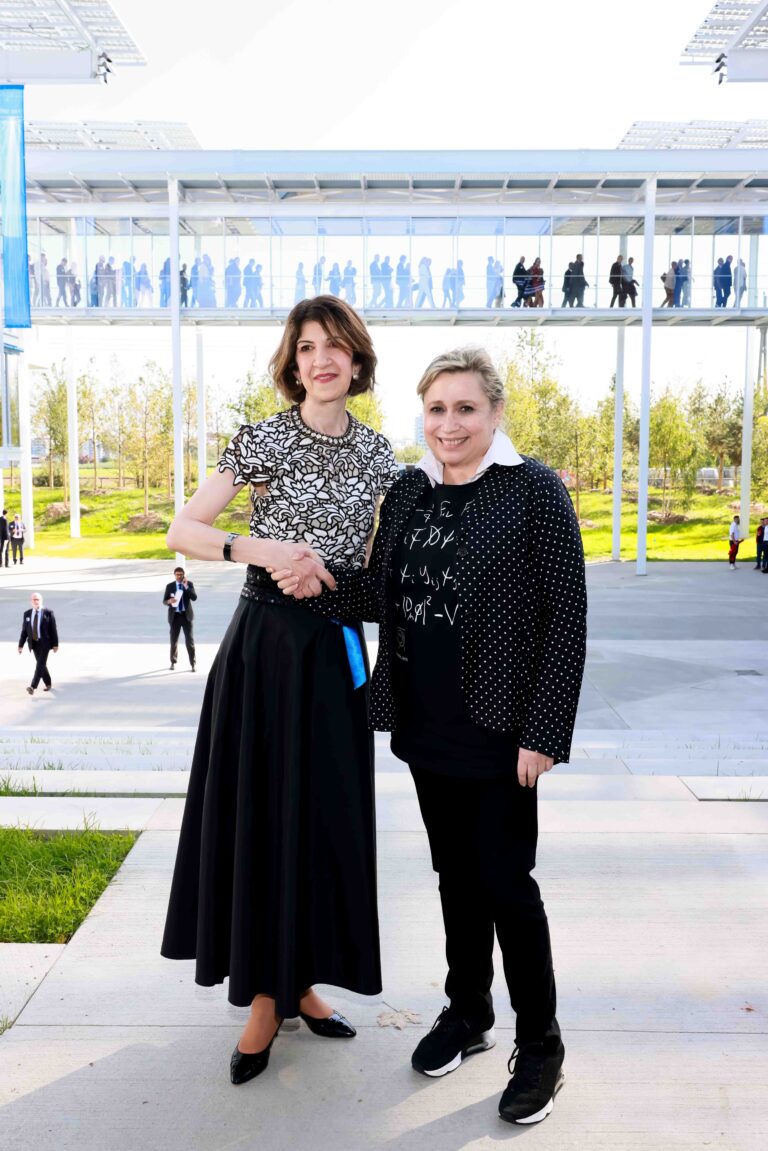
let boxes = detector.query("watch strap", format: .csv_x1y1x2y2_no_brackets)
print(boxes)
223,532,239,562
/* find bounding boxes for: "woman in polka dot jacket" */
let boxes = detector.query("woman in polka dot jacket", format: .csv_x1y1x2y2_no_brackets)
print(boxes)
271,345,587,1126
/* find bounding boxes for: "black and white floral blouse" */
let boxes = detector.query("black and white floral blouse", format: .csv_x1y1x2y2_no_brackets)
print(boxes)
217,405,400,569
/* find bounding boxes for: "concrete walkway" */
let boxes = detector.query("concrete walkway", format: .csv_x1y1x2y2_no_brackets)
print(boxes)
0,559,767,1149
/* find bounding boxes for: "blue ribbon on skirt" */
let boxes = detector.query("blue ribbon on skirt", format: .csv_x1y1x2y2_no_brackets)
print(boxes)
333,620,367,689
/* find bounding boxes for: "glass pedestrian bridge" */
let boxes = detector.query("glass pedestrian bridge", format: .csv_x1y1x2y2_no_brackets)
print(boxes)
14,148,768,576
23,148,768,327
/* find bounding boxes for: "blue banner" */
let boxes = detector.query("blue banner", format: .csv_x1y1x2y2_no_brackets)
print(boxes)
0,85,31,328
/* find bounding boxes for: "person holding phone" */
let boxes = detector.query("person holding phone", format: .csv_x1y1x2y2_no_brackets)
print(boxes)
163,566,197,670
161,296,399,1086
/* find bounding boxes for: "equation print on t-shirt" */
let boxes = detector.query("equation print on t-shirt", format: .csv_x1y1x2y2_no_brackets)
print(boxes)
394,486,475,658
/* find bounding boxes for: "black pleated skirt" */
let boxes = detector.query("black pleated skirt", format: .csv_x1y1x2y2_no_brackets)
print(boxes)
160,586,382,1017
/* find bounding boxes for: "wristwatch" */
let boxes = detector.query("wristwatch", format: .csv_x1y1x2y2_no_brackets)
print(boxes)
223,532,240,562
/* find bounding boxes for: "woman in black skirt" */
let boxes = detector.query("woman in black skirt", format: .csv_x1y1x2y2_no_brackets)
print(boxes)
275,346,587,1125
160,296,399,1085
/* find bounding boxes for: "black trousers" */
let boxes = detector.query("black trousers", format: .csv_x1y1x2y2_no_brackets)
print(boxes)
410,764,559,1048
11,537,24,563
170,612,195,666
0,539,8,566
30,642,52,688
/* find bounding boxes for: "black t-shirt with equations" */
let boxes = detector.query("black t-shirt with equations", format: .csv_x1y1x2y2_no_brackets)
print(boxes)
389,479,518,777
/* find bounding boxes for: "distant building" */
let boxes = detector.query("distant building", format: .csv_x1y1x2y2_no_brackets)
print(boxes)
414,413,425,446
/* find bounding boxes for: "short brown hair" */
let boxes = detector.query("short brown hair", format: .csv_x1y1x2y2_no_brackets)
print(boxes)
416,345,505,407
270,296,377,404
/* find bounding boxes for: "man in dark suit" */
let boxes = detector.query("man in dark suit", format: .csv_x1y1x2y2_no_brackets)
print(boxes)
164,567,197,671
18,591,59,694
0,508,9,568
570,253,588,308
511,257,527,307
9,513,25,563
609,254,624,307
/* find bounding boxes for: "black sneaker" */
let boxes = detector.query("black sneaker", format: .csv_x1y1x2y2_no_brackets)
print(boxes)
411,1006,495,1078
498,1040,565,1125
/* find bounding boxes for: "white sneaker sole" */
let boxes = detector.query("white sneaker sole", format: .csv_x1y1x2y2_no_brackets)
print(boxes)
415,1028,496,1078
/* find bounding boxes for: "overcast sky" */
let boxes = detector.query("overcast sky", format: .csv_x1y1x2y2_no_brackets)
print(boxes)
21,0,765,439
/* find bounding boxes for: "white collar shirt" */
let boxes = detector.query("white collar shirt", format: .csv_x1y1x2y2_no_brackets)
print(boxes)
416,428,524,487
175,581,184,612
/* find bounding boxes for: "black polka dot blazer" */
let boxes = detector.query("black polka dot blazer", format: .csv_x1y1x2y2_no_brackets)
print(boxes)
299,458,587,765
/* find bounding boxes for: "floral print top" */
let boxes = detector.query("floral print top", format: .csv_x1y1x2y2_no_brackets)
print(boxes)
218,404,400,569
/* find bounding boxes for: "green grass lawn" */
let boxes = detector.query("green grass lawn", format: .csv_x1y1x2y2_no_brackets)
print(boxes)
1,474,752,562
0,826,137,944
577,489,749,561
2,477,250,560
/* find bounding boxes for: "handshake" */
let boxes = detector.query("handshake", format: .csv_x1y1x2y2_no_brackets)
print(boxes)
267,541,336,600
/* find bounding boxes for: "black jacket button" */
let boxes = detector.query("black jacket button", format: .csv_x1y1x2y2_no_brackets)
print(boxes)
457,544,468,557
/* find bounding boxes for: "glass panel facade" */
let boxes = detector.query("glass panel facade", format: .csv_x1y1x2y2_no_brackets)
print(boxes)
24,211,768,313
741,216,768,309
365,218,412,308
1,351,20,450
179,218,224,308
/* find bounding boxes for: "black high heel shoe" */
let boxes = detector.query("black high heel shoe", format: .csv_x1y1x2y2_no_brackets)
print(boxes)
299,1009,356,1038
230,1022,282,1085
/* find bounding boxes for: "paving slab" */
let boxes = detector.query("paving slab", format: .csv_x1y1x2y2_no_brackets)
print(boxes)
12,830,767,1038
0,1026,765,1151
623,757,720,776
2,823,767,1150
0,770,190,796
0,944,65,1025
682,777,768,801
0,796,163,830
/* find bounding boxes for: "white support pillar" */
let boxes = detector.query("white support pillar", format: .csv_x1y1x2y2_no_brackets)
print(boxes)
636,178,657,576
168,177,185,563
18,343,34,549
66,331,80,538
748,233,760,308
612,326,625,561
740,328,755,540
0,344,7,512
196,326,206,485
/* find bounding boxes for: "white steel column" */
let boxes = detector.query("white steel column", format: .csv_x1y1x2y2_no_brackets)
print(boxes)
168,178,185,564
66,330,80,538
612,326,625,561
18,341,34,549
740,327,755,540
636,178,657,576
0,344,6,512
749,233,760,308
196,326,206,484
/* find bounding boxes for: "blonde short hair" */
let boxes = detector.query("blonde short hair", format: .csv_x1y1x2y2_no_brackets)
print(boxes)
416,346,505,407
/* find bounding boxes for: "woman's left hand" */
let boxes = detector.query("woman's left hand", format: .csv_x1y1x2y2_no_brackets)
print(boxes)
517,747,554,788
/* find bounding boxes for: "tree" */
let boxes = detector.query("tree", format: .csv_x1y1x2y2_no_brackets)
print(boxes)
183,378,198,490
706,384,741,489
502,332,574,469
77,364,106,491
32,363,68,491
125,363,172,515
206,381,232,467
230,371,286,427
347,389,384,432
102,355,131,488
687,380,740,488
395,443,424,464
649,391,699,517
